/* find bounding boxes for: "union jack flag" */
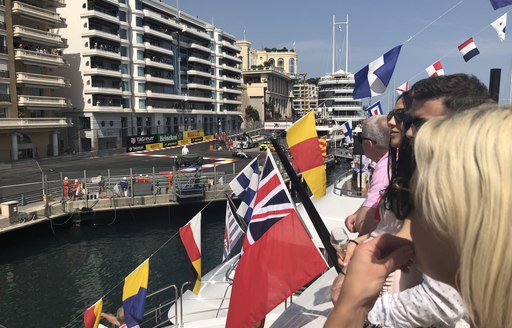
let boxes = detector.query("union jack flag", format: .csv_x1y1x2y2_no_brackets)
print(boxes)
245,149,295,246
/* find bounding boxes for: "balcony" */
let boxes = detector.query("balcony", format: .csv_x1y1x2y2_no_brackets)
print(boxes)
13,25,68,48
85,85,123,95
143,25,172,41
12,1,67,28
182,27,210,42
0,118,73,130
80,10,120,25
222,64,242,74
84,66,122,78
16,72,70,88
222,75,241,84
144,57,174,70
83,48,121,61
144,42,173,56
188,83,213,91
222,52,242,63
144,74,174,85
223,87,242,95
222,40,241,52
145,90,176,100
142,9,182,31
17,95,72,109
190,42,211,54
15,49,65,68
82,29,120,43
188,56,211,66
187,70,212,78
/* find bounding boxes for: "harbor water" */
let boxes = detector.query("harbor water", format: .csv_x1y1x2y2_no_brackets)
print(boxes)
0,163,349,327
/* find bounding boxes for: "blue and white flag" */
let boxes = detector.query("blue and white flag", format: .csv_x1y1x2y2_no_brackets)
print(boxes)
222,200,243,262
229,158,260,224
367,101,384,117
353,45,402,99
491,13,507,42
490,0,512,9
341,121,353,143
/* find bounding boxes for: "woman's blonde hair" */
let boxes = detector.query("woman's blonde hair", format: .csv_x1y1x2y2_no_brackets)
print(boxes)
413,105,512,328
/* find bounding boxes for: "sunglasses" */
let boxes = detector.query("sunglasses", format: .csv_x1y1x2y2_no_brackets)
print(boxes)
387,108,408,124
411,117,427,131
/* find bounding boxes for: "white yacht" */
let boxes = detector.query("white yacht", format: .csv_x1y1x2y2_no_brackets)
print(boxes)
142,170,365,328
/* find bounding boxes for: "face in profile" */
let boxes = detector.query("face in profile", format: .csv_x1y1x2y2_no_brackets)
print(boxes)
387,97,406,148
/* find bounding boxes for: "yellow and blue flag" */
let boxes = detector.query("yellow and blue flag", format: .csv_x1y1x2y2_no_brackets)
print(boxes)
122,259,149,328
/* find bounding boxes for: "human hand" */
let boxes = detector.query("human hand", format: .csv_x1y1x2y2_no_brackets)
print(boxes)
325,234,413,328
339,234,413,311
338,241,357,267
345,213,357,232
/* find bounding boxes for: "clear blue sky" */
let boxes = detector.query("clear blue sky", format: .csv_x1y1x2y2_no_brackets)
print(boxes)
165,0,512,109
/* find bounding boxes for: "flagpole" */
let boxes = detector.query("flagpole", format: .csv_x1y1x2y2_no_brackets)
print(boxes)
270,138,342,274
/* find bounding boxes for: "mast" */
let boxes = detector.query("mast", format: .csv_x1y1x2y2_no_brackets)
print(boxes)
332,16,335,73
345,15,349,72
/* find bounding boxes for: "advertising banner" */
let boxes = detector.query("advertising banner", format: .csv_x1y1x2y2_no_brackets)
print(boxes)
146,143,164,151
127,135,158,152
183,130,204,140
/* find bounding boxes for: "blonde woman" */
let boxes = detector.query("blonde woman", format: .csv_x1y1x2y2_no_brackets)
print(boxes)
325,105,512,328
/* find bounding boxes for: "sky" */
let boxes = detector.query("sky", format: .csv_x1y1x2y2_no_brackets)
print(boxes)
165,0,512,110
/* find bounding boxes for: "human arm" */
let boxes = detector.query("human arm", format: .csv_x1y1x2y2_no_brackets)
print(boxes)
345,206,378,234
367,275,468,328
325,234,414,328
101,312,121,326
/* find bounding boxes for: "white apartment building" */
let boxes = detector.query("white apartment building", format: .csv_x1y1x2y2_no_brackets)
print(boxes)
0,0,73,162
57,0,242,151
292,82,318,121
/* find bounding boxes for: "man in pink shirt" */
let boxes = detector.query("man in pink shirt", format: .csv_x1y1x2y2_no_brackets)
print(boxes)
345,115,390,235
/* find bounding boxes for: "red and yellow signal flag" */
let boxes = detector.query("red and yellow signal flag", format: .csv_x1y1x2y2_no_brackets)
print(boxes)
286,111,326,198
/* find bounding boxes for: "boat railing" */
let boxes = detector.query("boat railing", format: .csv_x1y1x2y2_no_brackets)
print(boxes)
333,169,367,198
138,284,178,328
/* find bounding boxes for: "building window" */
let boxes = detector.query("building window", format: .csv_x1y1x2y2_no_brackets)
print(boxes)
136,17,143,27
137,67,144,76
137,50,144,60
120,64,129,74
120,46,128,57
119,11,126,22
277,58,284,68
136,33,143,44
139,99,146,109
138,83,145,92
289,58,295,75
121,81,129,91
120,29,127,39
217,34,222,41
135,0,142,10
0,108,5,118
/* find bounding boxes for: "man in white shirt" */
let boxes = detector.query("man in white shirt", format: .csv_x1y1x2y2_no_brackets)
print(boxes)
182,144,189,155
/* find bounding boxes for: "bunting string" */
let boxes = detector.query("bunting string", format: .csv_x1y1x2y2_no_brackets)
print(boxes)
64,201,215,328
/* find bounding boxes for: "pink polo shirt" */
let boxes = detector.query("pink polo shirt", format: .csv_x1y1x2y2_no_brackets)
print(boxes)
362,152,389,209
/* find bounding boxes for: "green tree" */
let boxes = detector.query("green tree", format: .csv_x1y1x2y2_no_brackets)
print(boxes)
245,105,260,123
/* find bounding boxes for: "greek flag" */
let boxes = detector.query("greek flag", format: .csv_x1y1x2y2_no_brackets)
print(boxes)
229,158,260,224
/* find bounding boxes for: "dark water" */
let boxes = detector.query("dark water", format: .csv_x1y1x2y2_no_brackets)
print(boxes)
0,202,227,328
0,163,349,328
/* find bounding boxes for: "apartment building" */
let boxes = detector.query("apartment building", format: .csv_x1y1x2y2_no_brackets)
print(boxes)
57,0,242,151
292,82,318,121
237,39,294,123
0,0,72,161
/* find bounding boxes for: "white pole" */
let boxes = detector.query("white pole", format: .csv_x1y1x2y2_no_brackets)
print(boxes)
332,15,335,74
345,15,349,73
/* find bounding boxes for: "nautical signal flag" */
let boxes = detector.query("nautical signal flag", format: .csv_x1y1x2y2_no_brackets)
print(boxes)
367,101,384,117
490,0,512,10
491,13,507,42
318,136,327,158
229,158,260,224
222,200,243,262
395,81,409,95
179,212,202,294
286,111,326,199
84,298,103,328
426,60,445,77
353,45,402,99
122,259,149,328
226,151,328,328
458,37,480,62
341,121,353,143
